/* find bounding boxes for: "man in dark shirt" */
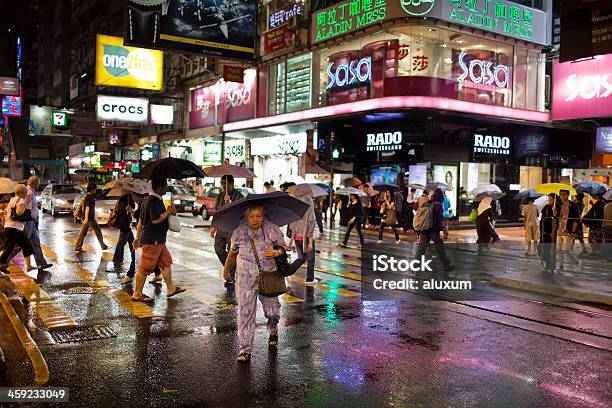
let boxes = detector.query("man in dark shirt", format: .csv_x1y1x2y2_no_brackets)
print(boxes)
132,179,185,302
75,183,110,252
209,175,243,287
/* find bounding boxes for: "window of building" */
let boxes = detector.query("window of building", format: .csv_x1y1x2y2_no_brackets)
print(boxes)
268,53,312,115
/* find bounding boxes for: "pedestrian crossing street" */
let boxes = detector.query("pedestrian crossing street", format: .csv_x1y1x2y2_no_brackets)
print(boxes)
7,225,365,331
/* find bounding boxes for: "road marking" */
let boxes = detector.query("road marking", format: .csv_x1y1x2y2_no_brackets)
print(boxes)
103,233,308,305
7,265,78,330
42,245,157,319
288,275,360,297
0,291,49,385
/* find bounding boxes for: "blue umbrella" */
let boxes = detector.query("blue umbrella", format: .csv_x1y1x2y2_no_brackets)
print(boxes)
211,191,310,234
315,183,333,193
513,189,544,200
573,181,610,196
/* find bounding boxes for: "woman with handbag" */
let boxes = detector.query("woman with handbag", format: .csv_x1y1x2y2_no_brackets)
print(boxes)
0,184,34,273
223,203,288,363
476,197,495,253
378,189,401,244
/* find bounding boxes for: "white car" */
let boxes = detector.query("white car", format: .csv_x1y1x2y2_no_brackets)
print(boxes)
40,184,83,216
72,189,118,226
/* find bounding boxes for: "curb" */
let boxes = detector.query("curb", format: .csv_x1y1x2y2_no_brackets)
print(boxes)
0,292,49,385
490,276,612,306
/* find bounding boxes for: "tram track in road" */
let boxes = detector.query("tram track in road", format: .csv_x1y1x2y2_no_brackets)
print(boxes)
313,236,612,348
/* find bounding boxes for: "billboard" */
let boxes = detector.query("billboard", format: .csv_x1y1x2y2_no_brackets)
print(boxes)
552,54,612,121
0,77,19,96
126,0,256,61
96,95,149,123
596,127,612,154
150,104,174,125
311,0,546,45
560,0,612,62
189,69,256,129
95,34,163,90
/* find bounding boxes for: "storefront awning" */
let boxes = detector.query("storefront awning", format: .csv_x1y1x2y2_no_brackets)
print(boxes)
223,96,550,133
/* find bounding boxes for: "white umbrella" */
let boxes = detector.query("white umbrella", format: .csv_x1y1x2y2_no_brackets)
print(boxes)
114,178,152,195
106,188,129,197
287,183,328,197
0,178,17,195
427,182,452,191
203,163,256,179
470,183,503,197
534,195,549,210
336,187,367,197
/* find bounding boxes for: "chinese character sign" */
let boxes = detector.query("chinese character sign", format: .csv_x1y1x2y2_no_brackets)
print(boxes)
445,0,546,44
313,0,388,43
1,96,21,116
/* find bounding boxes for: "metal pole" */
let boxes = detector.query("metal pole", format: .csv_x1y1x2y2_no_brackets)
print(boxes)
329,131,334,228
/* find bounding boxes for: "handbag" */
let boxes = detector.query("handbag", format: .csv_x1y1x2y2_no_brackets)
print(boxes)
168,215,181,232
11,207,32,222
249,238,286,297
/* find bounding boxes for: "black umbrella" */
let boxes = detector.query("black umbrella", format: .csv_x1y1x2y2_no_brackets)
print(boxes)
138,157,206,180
373,184,400,192
212,191,310,234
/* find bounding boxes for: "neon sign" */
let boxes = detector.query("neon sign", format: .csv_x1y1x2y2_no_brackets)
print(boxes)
326,57,372,90
401,0,435,16
473,134,511,155
457,51,510,88
366,131,403,152
314,0,387,43
269,4,302,29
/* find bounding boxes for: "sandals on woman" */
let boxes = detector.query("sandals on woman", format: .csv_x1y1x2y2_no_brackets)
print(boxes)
236,353,251,363
268,333,279,347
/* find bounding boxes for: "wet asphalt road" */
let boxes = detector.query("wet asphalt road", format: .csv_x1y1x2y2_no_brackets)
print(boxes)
3,215,612,407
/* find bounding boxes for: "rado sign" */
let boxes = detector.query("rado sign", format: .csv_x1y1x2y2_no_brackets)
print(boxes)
473,134,511,155
366,131,403,152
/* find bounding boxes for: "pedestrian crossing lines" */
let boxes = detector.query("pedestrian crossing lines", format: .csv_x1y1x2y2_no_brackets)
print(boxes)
6,264,78,330
41,245,157,319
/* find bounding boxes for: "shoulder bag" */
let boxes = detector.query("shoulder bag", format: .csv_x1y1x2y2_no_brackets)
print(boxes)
11,207,32,222
249,238,287,297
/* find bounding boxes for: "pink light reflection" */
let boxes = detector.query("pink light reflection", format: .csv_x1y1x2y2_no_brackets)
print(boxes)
223,96,550,132
539,382,609,408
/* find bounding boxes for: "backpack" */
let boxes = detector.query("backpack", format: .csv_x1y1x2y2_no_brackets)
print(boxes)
413,204,434,232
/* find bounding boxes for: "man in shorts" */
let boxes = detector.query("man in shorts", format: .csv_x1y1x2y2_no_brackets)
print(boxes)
132,178,185,302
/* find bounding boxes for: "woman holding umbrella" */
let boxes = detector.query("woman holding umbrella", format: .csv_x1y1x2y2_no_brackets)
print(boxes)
476,197,495,252
378,189,400,244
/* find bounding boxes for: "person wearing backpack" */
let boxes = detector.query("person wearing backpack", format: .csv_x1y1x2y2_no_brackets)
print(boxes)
0,184,35,273
110,193,136,274
414,188,454,272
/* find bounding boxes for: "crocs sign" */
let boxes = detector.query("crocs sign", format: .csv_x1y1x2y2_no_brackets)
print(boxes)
326,57,372,91
96,95,149,123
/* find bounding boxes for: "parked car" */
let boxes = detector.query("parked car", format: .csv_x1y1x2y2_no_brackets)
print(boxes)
40,184,82,216
163,184,196,214
72,188,118,226
194,187,255,221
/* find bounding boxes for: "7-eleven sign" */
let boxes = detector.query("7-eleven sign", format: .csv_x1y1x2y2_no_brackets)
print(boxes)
52,111,67,127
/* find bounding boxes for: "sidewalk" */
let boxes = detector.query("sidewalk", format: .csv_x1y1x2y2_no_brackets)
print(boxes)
320,226,612,306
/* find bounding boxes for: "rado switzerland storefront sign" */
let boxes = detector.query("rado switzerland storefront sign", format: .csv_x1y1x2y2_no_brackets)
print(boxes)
366,131,403,152
473,134,511,155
